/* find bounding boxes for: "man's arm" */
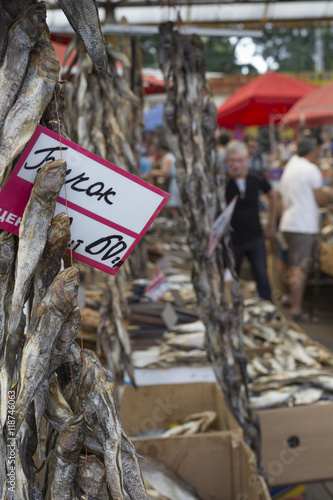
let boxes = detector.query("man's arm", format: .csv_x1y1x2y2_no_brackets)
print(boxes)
313,186,333,207
264,188,278,239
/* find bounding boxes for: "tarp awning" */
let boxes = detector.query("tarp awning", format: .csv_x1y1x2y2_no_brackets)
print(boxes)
217,72,316,128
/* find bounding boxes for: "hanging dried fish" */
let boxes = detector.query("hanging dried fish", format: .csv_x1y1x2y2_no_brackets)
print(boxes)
0,232,16,354
80,349,148,499
158,22,258,456
0,29,60,186
15,267,79,432
58,0,109,75
0,2,46,133
46,411,85,500
30,212,71,331
0,293,25,429
0,2,147,497
9,159,67,338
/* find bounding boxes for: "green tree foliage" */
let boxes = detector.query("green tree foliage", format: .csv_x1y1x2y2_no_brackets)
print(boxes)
202,36,257,73
140,34,258,73
256,26,333,72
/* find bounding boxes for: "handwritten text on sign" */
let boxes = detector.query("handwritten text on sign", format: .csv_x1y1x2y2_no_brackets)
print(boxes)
0,125,169,275
208,196,238,259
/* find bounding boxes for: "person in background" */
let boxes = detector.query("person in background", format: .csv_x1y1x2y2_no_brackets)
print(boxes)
151,143,182,219
139,148,152,180
225,140,278,301
279,134,333,322
217,132,231,171
245,135,269,178
276,137,294,167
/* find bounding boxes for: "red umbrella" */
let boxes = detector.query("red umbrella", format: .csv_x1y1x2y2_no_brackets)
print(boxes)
217,72,316,128
142,75,166,95
281,83,333,128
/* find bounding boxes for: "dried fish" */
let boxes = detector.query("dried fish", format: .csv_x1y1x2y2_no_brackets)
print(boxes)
0,2,46,133
58,0,109,74
250,388,297,410
293,387,323,406
80,349,124,499
0,293,25,429
9,159,67,338
48,412,85,500
0,29,60,186
165,332,205,351
30,212,70,331
15,267,79,432
0,232,16,355
121,431,148,500
171,320,206,334
140,456,201,500
75,455,109,500
15,402,41,500
80,349,147,499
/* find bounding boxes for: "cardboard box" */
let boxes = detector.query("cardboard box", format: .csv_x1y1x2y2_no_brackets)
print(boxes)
259,402,333,487
119,382,241,437
119,383,270,500
130,432,270,500
320,241,333,277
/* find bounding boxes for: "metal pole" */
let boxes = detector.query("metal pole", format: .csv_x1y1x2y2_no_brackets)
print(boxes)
315,27,324,73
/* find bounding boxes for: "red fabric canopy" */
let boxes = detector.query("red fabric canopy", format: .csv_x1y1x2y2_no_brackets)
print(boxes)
142,75,166,95
281,82,333,128
217,72,316,128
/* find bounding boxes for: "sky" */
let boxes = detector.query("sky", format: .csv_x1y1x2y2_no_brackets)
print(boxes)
233,37,271,74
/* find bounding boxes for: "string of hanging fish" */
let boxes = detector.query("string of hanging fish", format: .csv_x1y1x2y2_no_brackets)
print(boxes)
0,0,148,498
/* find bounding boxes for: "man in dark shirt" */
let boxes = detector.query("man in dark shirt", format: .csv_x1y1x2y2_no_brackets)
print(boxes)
225,140,277,301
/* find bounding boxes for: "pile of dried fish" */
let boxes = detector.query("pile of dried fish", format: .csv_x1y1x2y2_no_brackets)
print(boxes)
132,321,208,369
133,410,217,439
0,1,148,497
131,299,281,370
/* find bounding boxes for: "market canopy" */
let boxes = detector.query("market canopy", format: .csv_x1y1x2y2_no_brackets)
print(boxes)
281,82,333,127
217,72,316,128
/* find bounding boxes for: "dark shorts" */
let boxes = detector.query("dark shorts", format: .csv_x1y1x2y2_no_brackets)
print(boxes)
283,232,316,271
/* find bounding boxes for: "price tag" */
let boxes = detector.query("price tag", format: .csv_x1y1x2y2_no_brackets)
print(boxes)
145,272,170,302
0,125,169,275
208,195,238,259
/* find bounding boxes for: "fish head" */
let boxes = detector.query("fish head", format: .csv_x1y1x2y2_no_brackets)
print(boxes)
35,159,67,200
52,267,80,312
80,349,100,394
47,213,71,244
45,213,71,256
56,411,85,460
20,2,46,41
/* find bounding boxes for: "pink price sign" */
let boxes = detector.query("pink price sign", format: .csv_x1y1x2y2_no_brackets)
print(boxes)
0,125,169,275
208,195,238,259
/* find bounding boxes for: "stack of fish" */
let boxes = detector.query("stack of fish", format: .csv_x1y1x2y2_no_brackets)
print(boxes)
132,320,208,369
0,0,148,497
